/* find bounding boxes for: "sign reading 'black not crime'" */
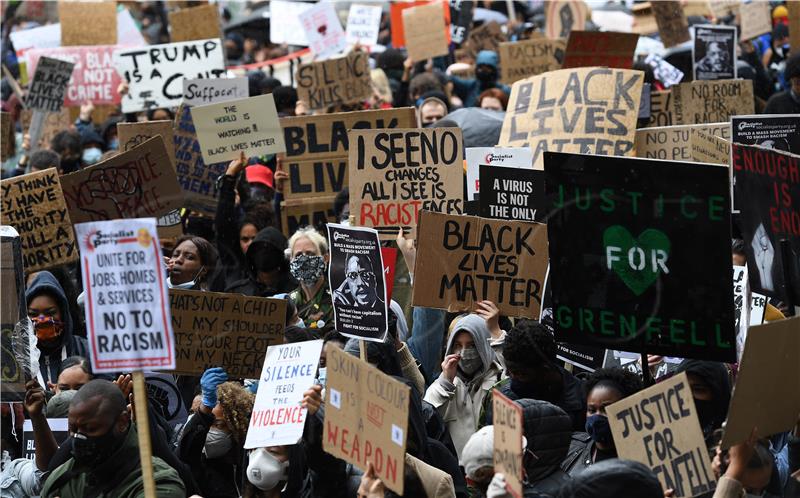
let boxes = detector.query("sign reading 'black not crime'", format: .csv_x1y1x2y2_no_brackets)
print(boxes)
544,152,735,362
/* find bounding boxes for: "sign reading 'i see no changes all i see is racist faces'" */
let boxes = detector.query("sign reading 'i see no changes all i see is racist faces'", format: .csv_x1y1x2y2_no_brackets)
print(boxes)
544,152,736,362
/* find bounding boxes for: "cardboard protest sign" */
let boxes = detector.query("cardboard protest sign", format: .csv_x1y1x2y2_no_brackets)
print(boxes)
23,419,69,460
545,152,736,362
561,31,639,70
480,166,545,223
281,197,337,238
631,3,658,36
790,1,800,54
75,218,175,373
644,54,684,89
244,340,324,449
295,51,372,111
346,4,382,47
168,4,222,43
183,77,248,107
169,289,286,378
0,169,77,272
556,342,606,372
498,39,565,85
324,346,410,495
156,209,183,241
25,56,75,112
721,316,800,449
672,79,754,125
403,3,449,62
731,115,800,155
449,0,475,45
20,109,72,149
173,104,228,215
300,2,347,59
690,128,729,165
191,94,286,164
709,0,740,21
26,46,124,106
117,120,175,168
466,147,534,201
607,372,715,497
280,108,417,202
650,0,690,48
493,390,523,498
635,122,731,161
61,136,184,223
349,128,464,239
114,39,226,113
327,223,388,342
499,68,644,170
468,21,506,56
59,1,117,46
739,1,772,41
731,144,800,302
0,227,29,402
1,112,12,162
269,0,313,46
692,25,737,81
389,1,431,48
412,211,549,318
546,0,588,39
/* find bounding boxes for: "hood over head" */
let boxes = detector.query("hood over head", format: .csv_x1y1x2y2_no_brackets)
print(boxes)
517,399,572,482
446,314,496,378
675,359,731,435
476,50,499,69
246,227,289,275
556,458,663,498
26,271,74,346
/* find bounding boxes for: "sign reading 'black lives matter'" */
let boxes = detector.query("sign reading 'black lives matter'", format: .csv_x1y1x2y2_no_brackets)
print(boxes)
544,152,735,362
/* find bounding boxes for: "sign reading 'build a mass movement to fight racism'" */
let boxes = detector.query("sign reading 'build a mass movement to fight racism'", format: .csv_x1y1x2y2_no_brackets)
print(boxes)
499,67,644,169
169,289,286,379
349,128,464,239
327,223,388,342
413,211,549,318
324,346,410,495
0,169,77,272
75,218,175,373
731,144,800,303
607,372,715,498
544,152,736,362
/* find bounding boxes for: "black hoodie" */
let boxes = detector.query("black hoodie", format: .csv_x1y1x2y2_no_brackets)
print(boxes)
555,458,663,498
675,360,731,440
25,271,89,387
516,399,572,496
225,227,297,297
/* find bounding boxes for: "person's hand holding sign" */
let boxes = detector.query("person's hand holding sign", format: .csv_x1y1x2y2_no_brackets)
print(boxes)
301,384,323,415
475,300,502,340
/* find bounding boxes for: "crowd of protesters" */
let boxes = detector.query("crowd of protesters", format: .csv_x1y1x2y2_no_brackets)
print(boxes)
1,1,799,498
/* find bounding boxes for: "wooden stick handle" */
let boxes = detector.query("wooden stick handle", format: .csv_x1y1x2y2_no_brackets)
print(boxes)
132,371,157,498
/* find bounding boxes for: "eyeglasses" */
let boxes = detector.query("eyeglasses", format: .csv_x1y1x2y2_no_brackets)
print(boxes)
346,270,375,281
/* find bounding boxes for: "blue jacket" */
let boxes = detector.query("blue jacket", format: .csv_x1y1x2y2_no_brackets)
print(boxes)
25,271,89,387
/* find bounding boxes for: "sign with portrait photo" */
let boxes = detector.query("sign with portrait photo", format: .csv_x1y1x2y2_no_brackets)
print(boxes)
327,223,388,342
692,25,737,81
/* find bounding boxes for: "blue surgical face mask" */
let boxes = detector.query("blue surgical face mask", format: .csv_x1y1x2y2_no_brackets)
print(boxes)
82,147,103,165
585,414,614,446
317,367,327,387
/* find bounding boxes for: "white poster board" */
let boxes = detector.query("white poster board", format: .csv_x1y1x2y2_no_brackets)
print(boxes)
270,0,314,46
244,340,324,449
114,39,226,113
465,147,534,201
299,2,347,59
183,77,249,106
75,218,175,373
346,4,383,47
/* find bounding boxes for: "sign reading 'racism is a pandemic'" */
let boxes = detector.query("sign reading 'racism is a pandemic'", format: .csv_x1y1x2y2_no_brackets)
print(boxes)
499,67,644,169
544,152,735,362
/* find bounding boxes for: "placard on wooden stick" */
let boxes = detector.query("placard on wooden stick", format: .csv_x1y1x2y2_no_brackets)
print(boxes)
0,169,77,272
403,2,449,62
607,372,715,498
493,390,523,498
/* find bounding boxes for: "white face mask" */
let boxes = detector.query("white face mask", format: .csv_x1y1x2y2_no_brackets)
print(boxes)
247,448,289,491
167,266,204,290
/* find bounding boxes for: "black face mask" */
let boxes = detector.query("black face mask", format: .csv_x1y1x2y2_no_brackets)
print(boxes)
476,67,496,84
693,398,719,436
72,422,126,468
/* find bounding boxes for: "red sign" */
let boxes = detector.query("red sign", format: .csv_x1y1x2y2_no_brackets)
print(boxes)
381,246,397,302
26,45,125,106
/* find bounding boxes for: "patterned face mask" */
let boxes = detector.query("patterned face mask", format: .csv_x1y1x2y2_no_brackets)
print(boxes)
290,254,326,285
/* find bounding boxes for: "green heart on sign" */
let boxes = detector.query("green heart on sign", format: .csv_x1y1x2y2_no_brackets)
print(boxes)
603,225,671,296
